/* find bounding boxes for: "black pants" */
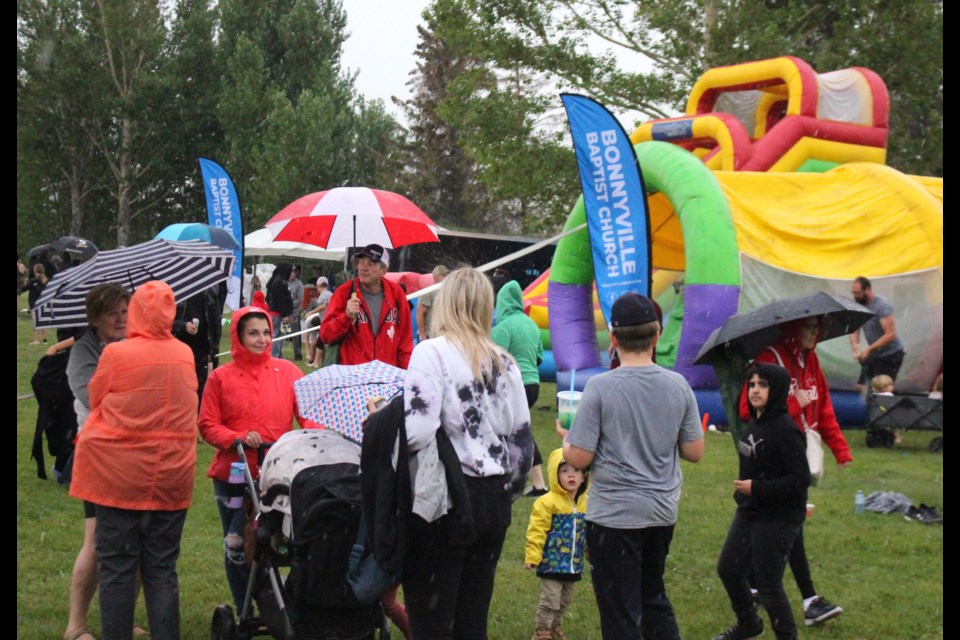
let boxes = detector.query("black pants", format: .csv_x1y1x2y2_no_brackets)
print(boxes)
858,349,905,384
717,512,802,640
524,384,543,466
95,505,188,640
748,526,816,599
585,521,680,640
402,476,512,640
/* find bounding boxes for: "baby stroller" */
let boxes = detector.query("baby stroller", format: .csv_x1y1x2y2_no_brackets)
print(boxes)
212,430,390,640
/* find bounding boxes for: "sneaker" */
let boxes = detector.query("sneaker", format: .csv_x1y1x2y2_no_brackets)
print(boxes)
918,504,943,523
805,596,843,625
713,619,764,640
522,486,548,497
905,505,942,525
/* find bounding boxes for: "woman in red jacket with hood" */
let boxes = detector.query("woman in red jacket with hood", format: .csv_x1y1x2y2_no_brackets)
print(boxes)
199,306,319,613
738,315,848,626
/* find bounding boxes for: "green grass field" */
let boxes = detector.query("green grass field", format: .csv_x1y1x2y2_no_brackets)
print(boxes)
16,302,942,639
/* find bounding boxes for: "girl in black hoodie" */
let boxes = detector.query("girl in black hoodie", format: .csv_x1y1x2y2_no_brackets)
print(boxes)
713,363,811,640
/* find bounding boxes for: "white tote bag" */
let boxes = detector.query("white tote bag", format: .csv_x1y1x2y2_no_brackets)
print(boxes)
805,423,825,486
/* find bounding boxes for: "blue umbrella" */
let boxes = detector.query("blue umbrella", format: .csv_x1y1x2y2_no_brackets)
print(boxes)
156,222,240,251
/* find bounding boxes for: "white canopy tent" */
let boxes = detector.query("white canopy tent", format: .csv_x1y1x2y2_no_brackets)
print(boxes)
244,228,346,262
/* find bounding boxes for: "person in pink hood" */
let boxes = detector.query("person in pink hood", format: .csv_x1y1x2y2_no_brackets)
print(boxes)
738,315,848,627
70,280,199,640
199,306,319,612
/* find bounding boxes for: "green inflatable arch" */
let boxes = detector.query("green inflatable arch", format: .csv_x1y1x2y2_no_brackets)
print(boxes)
548,141,740,373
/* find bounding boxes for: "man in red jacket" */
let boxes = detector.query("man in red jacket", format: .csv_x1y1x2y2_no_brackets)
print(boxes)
320,244,413,368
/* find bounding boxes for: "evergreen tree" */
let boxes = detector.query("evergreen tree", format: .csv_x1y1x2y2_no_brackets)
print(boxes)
402,0,580,234
18,0,110,248
217,0,398,228
398,1,486,230
159,0,225,230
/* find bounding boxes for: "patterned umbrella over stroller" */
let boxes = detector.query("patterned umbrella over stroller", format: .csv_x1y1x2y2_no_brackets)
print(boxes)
293,360,406,443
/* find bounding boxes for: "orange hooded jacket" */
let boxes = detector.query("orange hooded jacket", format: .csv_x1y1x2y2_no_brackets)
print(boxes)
70,281,198,511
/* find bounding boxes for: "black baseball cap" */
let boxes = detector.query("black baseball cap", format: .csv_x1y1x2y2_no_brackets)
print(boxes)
610,292,659,328
355,243,389,268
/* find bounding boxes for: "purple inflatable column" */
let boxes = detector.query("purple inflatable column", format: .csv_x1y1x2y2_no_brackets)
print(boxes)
548,280,602,373
673,283,740,388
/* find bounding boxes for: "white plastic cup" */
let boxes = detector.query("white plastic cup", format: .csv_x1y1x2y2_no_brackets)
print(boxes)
557,390,583,431
806,503,815,518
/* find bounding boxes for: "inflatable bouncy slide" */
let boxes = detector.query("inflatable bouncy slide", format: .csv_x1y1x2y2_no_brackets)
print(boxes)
532,57,943,424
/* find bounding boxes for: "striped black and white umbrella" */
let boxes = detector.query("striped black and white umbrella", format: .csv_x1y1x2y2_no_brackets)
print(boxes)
32,239,236,329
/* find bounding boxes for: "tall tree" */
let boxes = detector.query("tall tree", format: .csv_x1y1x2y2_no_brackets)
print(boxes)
350,98,406,191
82,0,177,245
159,0,225,228
442,0,942,176
217,0,386,228
18,0,109,248
398,1,487,230
402,0,580,234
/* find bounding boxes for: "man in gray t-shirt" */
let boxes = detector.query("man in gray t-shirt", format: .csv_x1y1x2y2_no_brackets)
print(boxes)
563,293,703,640
849,276,905,390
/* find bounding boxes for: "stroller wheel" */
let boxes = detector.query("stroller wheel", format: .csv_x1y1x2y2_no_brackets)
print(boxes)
212,604,238,640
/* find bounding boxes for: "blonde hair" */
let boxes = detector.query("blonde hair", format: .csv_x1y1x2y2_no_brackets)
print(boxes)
429,267,511,379
871,374,894,393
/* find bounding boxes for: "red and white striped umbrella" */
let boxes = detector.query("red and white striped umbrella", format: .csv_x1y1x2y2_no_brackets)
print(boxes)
265,187,440,249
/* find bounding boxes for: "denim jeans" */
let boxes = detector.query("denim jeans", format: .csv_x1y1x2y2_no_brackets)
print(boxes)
95,505,187,640
401,475,512,640
213,480,252,613
585,521,680,640
717,512,802,640
271,316,284,358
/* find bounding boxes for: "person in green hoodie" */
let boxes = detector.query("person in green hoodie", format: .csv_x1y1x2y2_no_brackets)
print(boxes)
492,279,547,495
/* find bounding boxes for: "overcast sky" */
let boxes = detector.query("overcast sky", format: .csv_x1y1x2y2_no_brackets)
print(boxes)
341,1,430,122
340,1,660,129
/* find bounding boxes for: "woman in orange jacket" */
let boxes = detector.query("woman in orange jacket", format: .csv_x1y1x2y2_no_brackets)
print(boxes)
70,281,199,640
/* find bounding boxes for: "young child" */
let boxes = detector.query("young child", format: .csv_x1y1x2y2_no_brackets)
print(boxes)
524,448,588,640
871,374,895,395
871,374,901,443
714,363,811,640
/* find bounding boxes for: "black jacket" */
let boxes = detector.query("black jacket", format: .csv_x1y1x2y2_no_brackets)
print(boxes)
360,394,475,575
31,350,77,480
735,363,811,524
266,263,294,317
